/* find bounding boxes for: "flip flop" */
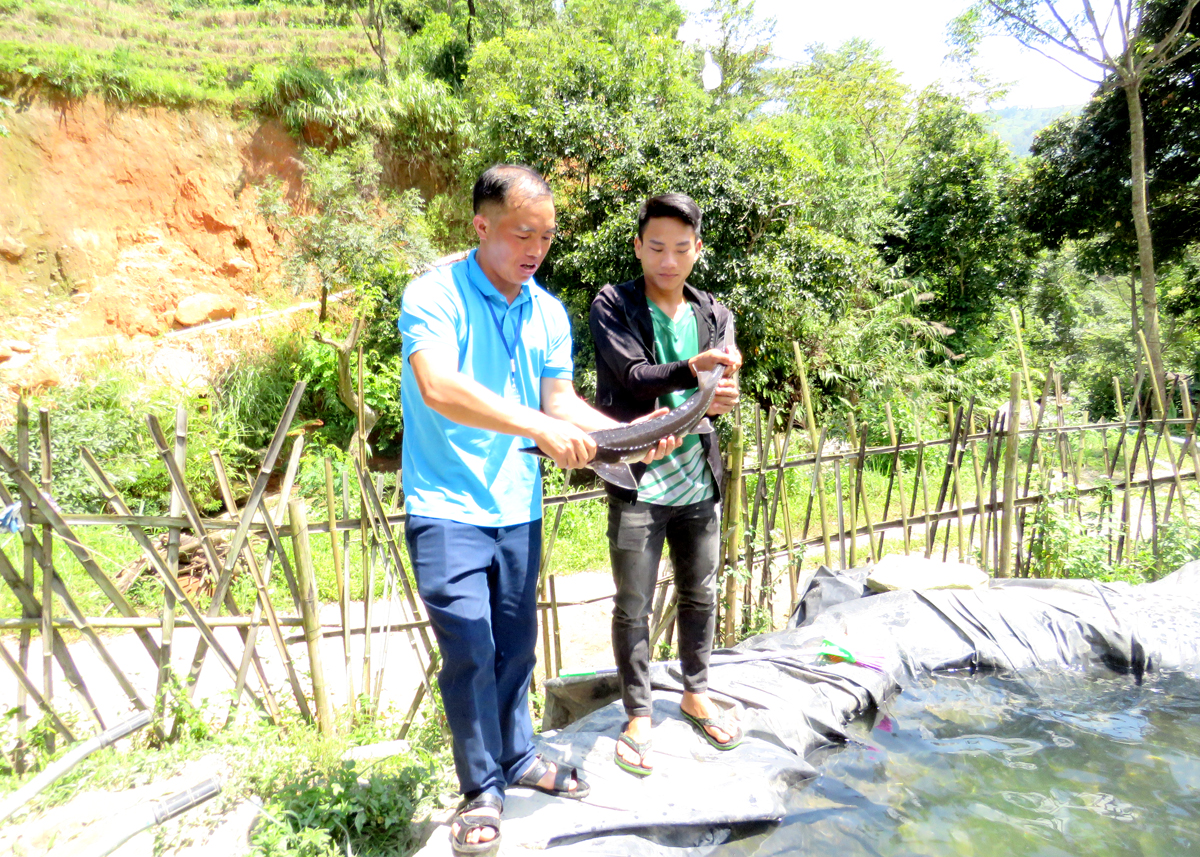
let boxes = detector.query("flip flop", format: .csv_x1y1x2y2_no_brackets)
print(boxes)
513,755,591,799
681,707,744,750
614,728,653,777
450,792,502,856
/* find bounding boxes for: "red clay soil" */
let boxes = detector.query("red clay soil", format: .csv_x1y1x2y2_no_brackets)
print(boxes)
0,97,304,397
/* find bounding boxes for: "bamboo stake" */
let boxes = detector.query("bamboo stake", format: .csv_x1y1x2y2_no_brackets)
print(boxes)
1180,377,1200,504
794,343,832,567
1113,378,1135,563
354,463,438,698
209,452,293,725
325,458,354,713
1138,331,1191,525
908,426,931,557
852,429,878,563
765,405,798,609
0,530,106,728
875,404,902,557
290,501,334,735
539,503,566,681
927,404,966,556
145,417,279,717
549,575,563,679
999,374,1022,578
722,425,744,646
15,400,33,769
0,641,75,742
78,450,260,709
157,407,186,724
37,410,53,753
833,459,846,569
0,446,162,665
847,414,859,568
753,406,776,617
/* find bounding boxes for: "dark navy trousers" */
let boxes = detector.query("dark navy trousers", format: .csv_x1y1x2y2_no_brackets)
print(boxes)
405,514,542,799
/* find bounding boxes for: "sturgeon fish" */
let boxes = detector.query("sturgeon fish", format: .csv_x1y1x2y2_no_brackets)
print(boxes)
522,337,733,490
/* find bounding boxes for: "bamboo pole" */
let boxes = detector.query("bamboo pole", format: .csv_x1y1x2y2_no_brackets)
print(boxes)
1138,331,1190,525
157,407,186,724
794,343,832,567
847,414,859,568
927,404,966,556
289,500,334,735
722,424,744,646
37,410,53,753
549,574,563,679
325,458,354,712
833,459,846,569
852,429,878,563
999,373,1022,578
1181,377,1200,503
15,400,33,768
539,503,565,681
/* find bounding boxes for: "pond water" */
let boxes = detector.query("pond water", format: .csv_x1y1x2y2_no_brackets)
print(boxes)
733,671,1200,856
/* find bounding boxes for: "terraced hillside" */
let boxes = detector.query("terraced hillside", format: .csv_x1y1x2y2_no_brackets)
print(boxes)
0,0,372,107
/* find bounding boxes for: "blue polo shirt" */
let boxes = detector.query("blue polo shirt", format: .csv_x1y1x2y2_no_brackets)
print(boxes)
399,250,574,526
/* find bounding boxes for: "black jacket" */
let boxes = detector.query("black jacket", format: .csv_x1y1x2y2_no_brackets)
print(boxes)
589,276,734,503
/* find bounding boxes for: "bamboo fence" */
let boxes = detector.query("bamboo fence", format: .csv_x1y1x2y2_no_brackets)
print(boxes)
0,350,1197,773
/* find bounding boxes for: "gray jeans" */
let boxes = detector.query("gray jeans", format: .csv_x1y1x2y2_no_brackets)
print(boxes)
607,496,721,718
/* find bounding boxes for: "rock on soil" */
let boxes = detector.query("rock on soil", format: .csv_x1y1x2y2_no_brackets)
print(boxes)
174,293,239,328
866,553,990,592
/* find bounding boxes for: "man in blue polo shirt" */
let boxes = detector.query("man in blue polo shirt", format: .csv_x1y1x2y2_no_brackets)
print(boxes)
399,164,676,855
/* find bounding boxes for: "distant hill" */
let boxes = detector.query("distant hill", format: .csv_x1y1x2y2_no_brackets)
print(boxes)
984,105,1081,156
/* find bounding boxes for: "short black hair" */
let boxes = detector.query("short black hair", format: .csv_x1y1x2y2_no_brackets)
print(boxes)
637,193,702,239
473,164,553,214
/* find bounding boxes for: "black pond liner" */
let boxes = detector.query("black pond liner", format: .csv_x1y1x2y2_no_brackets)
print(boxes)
412,561,1200,856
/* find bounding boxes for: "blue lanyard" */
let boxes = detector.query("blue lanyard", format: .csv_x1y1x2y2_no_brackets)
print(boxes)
484,296,526,381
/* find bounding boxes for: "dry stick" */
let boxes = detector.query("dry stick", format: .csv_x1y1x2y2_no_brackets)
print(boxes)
15,400,33,769
157,407,186,727
804,426,832,563
210,452,303,725
794,343,832,567
0,533,105,729
999,374,1023,579
744,404,765,617
907,428,929,557
0,641,75,742
325,459,354,714
289,501,334,736
977,414,1001,573
146,418,280,718
722,424,744,646
78,450,259,709
0,446,162,666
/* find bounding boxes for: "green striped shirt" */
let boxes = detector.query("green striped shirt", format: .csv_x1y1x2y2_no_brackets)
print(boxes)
638,301,716,506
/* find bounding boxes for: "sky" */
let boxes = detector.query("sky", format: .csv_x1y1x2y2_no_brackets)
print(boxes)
676,0,1101,109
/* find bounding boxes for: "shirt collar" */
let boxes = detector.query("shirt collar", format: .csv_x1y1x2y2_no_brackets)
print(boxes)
467,249,532,309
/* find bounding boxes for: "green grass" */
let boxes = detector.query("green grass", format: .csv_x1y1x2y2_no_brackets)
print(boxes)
0,0,370,108
0,688,455,857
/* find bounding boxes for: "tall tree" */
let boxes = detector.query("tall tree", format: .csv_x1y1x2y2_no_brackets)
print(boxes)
956,0,1199,405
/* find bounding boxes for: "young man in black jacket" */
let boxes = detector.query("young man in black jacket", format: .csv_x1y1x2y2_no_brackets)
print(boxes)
589,193,742,776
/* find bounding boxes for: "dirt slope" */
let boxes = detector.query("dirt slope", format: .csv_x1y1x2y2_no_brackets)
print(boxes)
0,97,303,396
